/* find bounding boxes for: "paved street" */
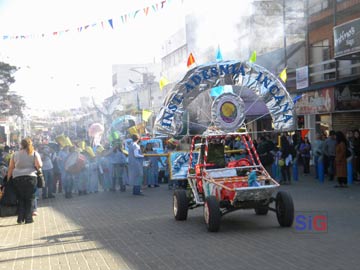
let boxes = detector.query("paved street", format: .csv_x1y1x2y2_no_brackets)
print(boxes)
1,175,360,270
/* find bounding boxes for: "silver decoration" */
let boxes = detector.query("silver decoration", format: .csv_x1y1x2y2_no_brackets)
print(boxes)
154,60,297,136
211,93,245,132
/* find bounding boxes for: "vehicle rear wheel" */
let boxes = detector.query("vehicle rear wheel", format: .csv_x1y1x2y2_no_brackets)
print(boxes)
254,206,269,215
204,196,221,232
173,190,188,221
276,191,294,227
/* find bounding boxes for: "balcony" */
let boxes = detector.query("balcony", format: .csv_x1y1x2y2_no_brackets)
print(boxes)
287,58,360,91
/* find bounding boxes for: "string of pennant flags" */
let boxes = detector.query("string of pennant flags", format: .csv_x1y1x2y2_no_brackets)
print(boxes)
1,0,177,40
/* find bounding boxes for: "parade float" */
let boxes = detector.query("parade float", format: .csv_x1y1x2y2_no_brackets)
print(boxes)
154,59,296,232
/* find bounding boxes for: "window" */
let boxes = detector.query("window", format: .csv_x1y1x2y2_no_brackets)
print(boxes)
308,0,329,15
310,40,333,82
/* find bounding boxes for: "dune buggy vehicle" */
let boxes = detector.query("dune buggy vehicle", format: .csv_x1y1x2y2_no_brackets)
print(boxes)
173,132,294,232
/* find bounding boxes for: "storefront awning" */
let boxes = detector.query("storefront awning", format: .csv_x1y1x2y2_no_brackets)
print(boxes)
297,76,358,92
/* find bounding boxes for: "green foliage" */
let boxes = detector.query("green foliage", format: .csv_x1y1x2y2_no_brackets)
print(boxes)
0,62,25,117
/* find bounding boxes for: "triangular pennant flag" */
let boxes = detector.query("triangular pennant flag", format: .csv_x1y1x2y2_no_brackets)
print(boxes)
159,76,169,91
300,129,309,140
142,109,153,122
108,19,114,29
279,67,287,83
249,50,257,63
128,126,138,135
144,7,150,16
187,53,196,68
133,10,140,18
293,94,304,104
215,45,223,61
210,86,224,97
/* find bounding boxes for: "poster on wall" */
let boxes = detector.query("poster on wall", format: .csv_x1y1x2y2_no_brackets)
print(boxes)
296,66,309,90
335,84,360,111
295,88,334,115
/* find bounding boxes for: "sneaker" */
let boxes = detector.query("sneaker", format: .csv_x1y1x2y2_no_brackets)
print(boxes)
32,211,38,216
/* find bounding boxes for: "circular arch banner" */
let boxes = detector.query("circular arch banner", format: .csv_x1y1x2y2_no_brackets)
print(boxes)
154,60,297,136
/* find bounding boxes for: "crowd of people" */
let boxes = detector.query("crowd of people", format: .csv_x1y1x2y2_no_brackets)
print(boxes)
1,128,358,224
0,134,176,224
254,129,360,188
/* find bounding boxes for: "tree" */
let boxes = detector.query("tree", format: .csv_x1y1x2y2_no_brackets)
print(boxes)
0,61,26,117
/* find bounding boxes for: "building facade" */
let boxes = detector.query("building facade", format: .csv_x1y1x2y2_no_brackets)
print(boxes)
289,0,360,142
160,0,306,136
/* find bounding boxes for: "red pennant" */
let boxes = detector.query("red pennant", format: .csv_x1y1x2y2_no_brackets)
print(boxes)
144,7,150,16
300,129,309,140
187,53,196,68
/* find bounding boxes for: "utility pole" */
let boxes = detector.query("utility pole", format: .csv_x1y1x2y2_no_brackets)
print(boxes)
283,0,287,68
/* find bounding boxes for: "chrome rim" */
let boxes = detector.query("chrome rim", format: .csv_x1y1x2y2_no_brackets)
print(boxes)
173,196,178,216
204,202,209,224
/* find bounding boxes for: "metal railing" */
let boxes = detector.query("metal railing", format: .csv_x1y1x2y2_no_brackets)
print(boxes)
287,59,360,88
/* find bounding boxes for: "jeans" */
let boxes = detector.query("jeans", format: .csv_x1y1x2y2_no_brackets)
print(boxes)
281,165,291,182
328,156,335,181
64,173,74,194
112,164,126,191
303,156,310,174
42,169,54,198
314,156,321,179
13,176,37,223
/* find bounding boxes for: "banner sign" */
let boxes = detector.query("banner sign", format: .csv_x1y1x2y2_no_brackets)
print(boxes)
169,151,199,180
295,88,334,114
296,66,309,90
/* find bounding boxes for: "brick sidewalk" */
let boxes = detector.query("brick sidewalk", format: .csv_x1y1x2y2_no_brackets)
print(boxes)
1,175,359,270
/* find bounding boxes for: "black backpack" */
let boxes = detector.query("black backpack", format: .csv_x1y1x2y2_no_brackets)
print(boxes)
0,176,17,206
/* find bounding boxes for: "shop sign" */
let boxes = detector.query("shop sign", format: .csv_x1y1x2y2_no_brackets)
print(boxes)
334,18,360,59
295,88,334,114
335,84,360,111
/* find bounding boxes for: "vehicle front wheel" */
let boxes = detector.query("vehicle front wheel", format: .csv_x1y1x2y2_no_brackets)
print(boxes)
173,190,188,221
204,196,221,232
276,191,294,227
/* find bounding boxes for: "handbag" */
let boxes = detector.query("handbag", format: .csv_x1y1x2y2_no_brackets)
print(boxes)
278,159,285,167
34,152,45,188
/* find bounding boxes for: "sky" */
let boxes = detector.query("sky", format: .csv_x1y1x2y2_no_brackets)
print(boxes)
0,0,186,114
0,0,253,115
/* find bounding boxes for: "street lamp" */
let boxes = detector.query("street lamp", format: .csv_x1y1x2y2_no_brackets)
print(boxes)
128,79,141,111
